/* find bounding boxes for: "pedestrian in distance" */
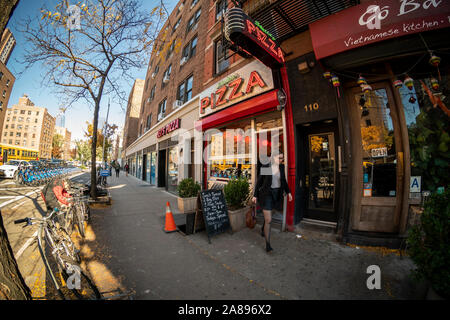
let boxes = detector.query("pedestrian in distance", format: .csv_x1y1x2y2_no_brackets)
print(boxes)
124,163,129,177
252,152,292,253
115,163,120,178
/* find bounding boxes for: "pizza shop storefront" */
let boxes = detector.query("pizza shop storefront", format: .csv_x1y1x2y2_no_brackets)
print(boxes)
196,8,297,230
299,0,450,246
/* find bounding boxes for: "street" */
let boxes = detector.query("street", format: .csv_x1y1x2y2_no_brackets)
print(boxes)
1,171,425,300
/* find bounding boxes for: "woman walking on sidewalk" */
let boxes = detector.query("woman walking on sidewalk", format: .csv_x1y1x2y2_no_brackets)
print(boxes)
252,152,292,253
124,163,129,177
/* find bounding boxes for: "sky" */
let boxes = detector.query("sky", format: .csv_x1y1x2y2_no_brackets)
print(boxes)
5,0,177,143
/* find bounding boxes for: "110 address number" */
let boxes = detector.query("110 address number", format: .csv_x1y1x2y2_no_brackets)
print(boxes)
304,103,319,112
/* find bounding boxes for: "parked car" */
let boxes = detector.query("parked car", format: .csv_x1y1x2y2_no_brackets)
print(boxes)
0,160,30,179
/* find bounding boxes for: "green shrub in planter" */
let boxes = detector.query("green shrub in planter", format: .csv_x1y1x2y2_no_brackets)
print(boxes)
407,188,450,299
223,178,250,211
177,178,201,198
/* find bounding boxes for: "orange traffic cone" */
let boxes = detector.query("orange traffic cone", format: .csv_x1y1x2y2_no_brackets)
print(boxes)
163,202,178,233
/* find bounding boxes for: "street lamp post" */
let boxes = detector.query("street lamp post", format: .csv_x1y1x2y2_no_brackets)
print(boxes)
102,98,110,169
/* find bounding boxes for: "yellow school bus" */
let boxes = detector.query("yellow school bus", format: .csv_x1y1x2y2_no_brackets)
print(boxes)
0,144,39,165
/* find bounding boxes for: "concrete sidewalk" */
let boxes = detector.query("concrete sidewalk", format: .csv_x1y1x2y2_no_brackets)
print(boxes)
85,172,425,300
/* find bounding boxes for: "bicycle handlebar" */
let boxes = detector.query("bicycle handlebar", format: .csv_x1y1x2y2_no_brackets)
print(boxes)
14,218,30,225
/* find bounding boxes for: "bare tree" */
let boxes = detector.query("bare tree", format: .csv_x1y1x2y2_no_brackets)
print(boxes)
19,0,168,198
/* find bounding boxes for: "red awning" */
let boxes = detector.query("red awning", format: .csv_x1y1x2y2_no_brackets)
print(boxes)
195,89,279,131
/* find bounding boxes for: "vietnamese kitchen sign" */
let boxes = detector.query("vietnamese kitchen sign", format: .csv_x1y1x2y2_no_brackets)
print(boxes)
199,59,274,117
310,0,450,60
157,118,181,138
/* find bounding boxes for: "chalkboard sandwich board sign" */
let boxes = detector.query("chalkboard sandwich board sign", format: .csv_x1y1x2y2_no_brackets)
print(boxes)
194,189,231,243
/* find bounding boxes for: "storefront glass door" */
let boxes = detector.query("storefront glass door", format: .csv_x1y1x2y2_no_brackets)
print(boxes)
167,146,179,193
150,152,156,185
349,83,403,233
308,132,336,213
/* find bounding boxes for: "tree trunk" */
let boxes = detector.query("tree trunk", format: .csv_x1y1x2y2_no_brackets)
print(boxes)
90,101,101,200
0,214,32,300
0,0,30,301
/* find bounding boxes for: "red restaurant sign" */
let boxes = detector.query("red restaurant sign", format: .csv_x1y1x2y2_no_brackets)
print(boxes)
199,59,274,117
157,119,181,138
310,0,450,60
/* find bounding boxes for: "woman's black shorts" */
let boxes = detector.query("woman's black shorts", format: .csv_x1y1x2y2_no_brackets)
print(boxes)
262,188,282,211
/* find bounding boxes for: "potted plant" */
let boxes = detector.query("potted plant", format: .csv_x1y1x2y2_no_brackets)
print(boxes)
407,188,450,300
177,178,201,213
223,177,250,232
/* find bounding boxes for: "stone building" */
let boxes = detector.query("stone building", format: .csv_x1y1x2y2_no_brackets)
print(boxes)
122,79,145,152
2,94,55,159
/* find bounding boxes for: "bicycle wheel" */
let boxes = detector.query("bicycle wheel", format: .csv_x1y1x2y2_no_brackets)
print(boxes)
63,207,75,236
61,256,101,300
75,204,86,238
55,226,81,264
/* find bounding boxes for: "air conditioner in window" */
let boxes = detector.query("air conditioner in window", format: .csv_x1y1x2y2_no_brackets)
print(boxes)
163,74,170,83
180,57,188,66
151,72,156,79
173,100,183,109
157,113,165,121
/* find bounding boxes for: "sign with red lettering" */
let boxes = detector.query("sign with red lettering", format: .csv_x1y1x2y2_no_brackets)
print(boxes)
310,0,450,60
225,8,284,68
157,118,181,138
199,60,274,117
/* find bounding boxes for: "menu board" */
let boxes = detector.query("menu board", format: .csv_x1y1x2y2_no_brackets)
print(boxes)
195,189,231,243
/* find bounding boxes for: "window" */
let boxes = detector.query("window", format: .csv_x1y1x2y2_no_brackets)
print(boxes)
6,117,9,122
187,8,201,32
9,132,13,137
2,90,5,97
162,64,172,86
158,99,167,121
10,124,14,129
215,39,229,74
28,111,31,115
6,79,10,87
0,72,3,80
35,119,38,123
177,75,194,103
17,125,22,130
182,36,198,61
150,85,156,102
173,18,181,31
5,125,7,129
8,139,12,144
153,64,160,77
3,132,6,137
146,114,152,131
166,41,176,59
36,112,39,116
190,0,199,9
216,0,227,21
16,132,21,137
20,110,25,114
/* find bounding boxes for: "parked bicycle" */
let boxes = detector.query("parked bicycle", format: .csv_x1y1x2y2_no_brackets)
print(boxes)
14,208,101,300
